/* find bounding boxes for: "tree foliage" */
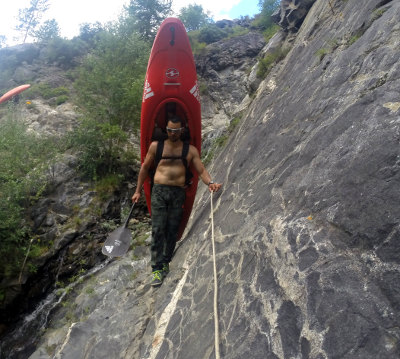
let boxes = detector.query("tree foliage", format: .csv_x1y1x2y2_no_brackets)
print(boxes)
123,0,172,41
34,18,60,43
72,29,150,178
41,37,88,68
79,22,106,46
252,0,280,30
198,25,226,44
15,0,50,43
188,23,249,51
259,0,280,14
250,0,280,41
178,4,211,31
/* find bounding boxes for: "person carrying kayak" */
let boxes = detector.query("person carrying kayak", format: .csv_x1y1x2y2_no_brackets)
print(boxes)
132,115,222,286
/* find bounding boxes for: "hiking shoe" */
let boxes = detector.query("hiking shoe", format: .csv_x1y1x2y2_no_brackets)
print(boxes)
151,270,163,287
162,263,169,278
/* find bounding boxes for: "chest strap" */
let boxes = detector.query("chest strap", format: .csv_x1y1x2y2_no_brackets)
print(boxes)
155,140,192,185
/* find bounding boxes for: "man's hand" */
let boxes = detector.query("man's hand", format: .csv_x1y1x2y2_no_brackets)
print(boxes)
209,183,222,193
132,192,141,203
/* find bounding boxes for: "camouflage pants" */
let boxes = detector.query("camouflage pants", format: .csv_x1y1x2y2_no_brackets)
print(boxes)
150,184,185,271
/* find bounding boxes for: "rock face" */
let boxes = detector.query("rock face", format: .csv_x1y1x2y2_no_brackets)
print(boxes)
272,0,317,31
196,32,266,153
9,0,400,358
182,0,399,357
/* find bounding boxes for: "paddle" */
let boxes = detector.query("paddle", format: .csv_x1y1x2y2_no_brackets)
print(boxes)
102,203,136,257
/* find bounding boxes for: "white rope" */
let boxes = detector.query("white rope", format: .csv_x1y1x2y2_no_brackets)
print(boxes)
210,191,221,359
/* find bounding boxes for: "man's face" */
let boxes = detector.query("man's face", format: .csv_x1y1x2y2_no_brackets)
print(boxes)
166,121,183,142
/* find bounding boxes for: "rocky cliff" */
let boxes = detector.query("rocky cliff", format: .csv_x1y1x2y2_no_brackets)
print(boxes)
4,0,400,358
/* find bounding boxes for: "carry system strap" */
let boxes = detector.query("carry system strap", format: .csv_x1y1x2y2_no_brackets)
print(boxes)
154,140,192,185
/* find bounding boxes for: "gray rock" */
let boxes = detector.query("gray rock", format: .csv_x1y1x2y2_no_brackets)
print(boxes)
196,32,266,74
196,32,266,154
8,1,400,358
272,0,318,31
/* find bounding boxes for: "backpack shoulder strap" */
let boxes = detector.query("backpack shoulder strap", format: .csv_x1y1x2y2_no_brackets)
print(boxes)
181,142,193,186
155,140,164,168
181,141,190,168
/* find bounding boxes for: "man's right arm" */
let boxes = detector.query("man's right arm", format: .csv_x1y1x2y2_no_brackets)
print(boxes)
132,142,157,203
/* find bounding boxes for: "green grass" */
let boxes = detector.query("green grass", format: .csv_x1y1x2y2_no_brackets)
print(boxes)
203,113,243,165
257,47,290,78
315,47,329,61
263,24,280,42
95,174,124,200
371,8,387,21
27,83,69,100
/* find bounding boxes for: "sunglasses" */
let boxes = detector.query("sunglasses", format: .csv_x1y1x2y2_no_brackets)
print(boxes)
166,127,184,133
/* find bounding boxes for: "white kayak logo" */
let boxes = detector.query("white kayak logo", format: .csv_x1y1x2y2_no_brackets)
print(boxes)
143,79,154,102
190,82,200,103
105,246,114,253
166,68,179,79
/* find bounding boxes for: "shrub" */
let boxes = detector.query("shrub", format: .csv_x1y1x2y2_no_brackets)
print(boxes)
56,95,68,105
198,25,226,44
27,83,69,100
257,47,289,78
95,174,124,200
263,24,280,42
68,117,129,179
41,37,88,68
315,48,329,61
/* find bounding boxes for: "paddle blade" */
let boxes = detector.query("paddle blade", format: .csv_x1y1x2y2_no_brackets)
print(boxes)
102,226,132,257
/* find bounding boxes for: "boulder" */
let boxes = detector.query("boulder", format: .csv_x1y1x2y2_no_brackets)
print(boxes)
196,32,266,153
272,0,317,31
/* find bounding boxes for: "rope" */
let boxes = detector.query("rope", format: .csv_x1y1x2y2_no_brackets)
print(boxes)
210,191,221,359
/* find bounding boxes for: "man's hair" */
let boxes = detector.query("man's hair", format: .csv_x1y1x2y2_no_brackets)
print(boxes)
168,115,183,126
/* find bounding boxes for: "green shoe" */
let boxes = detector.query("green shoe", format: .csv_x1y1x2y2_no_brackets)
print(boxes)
151,270,163,287
162,263,169,278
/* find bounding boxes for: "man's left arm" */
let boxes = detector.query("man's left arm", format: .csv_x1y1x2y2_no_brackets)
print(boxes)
190,146,222,192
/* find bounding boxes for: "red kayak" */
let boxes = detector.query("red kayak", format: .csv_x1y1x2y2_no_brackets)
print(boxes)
140,18,201,240
0,84,30,104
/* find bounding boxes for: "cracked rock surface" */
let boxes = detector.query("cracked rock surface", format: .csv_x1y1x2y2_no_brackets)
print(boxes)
23,0,400,358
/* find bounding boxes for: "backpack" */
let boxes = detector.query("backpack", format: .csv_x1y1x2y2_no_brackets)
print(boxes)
152,140,194,187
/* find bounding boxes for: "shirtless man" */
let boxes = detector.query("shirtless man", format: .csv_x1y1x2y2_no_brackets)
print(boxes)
132,115,222,286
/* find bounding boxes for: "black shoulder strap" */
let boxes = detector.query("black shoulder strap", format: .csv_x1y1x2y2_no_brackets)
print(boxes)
181,141,189,168
182,141,193,186
153,140,193,186
155,140,164,168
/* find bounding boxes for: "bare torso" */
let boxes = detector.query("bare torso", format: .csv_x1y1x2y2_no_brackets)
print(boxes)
132,128,218,205
153,141,192,187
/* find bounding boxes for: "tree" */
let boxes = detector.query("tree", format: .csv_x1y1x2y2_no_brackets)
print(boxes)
73,29,150,177
34,19,60,43
198,25,225,44
15,0,50,43
178,4,211,31
259,0,280,14
252,0,280,31
41,37,88,68
79,22,105,45
123,0,172,41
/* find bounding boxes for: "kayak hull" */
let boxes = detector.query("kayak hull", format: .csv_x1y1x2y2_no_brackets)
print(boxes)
140,18,201,240
0,84,31,104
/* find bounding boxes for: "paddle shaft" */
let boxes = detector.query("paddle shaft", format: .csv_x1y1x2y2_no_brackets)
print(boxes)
123,202,136,228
